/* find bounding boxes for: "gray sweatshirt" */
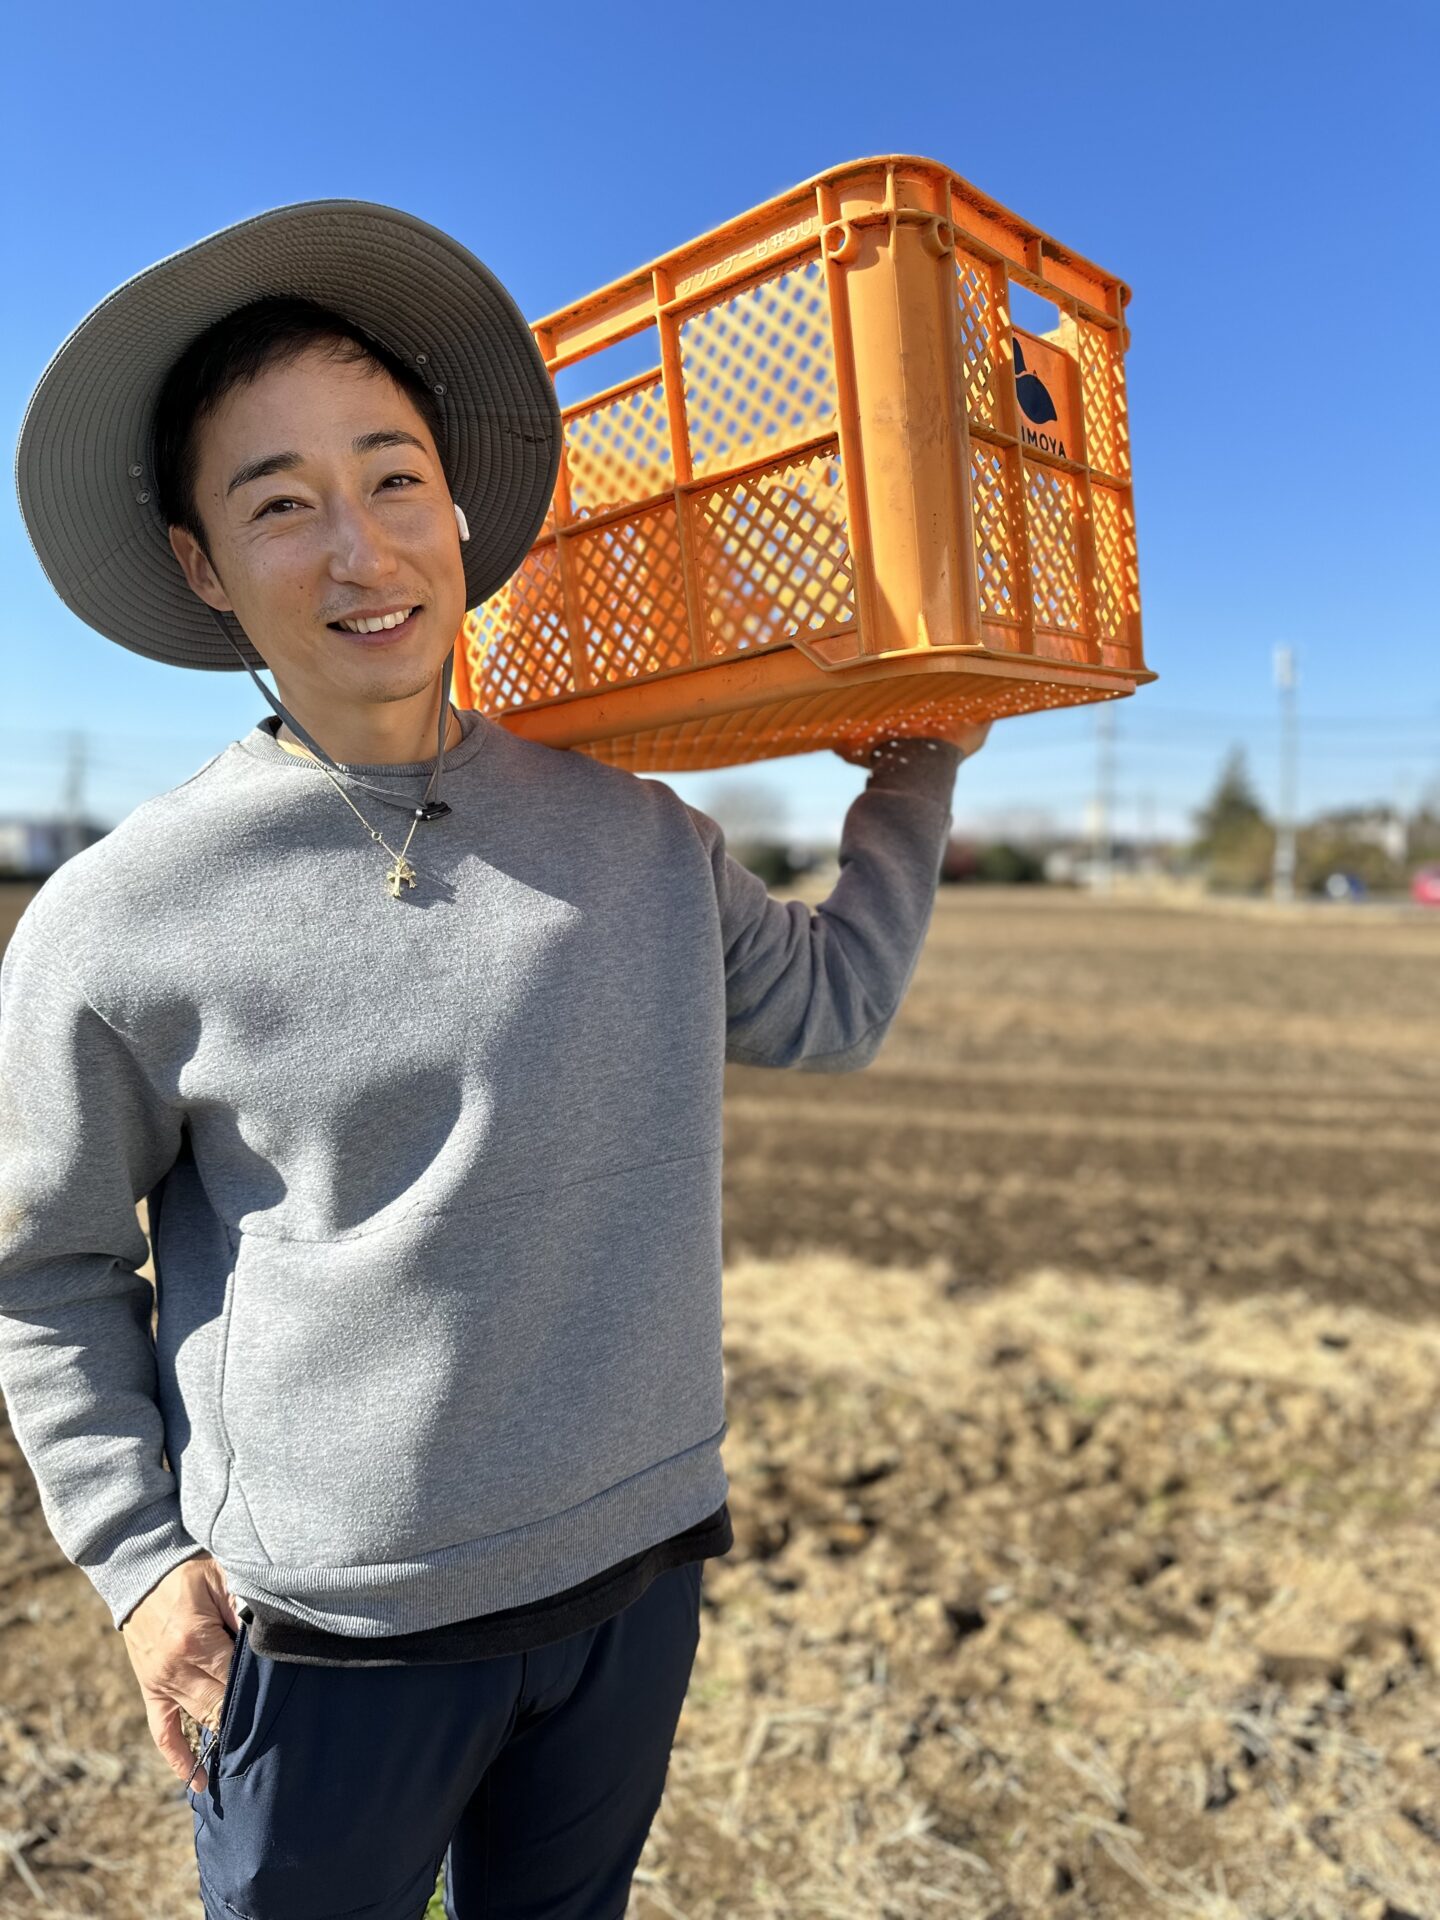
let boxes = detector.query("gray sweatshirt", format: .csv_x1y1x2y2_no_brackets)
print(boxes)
0,708,962,1635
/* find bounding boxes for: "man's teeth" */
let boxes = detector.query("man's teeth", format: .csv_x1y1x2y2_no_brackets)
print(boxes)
336,608,416,633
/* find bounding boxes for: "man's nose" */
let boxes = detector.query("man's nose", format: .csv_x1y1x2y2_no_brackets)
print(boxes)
326,500,401,579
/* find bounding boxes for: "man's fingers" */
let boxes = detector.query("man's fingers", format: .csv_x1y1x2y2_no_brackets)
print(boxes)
152,1698,211,1792
193,1637,236,1716
143,1652,232,1786
157,1656,232,1733
121,1555,244,1794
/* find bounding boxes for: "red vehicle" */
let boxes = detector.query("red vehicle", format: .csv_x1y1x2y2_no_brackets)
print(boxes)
1412,864,1440,906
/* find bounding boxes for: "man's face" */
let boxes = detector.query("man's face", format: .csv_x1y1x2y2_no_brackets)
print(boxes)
168,343,466,715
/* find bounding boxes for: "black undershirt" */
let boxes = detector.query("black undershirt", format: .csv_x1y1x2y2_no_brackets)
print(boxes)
237,1502,733,1666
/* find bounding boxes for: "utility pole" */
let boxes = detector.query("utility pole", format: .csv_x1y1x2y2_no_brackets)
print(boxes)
1272,646,1298,902
1139,789,1157,876
1090,703,1116,892
1396,771,1414,868
60,730,88,861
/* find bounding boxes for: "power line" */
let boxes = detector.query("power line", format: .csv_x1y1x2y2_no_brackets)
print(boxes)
0,723,231,747
1094,707,1440,732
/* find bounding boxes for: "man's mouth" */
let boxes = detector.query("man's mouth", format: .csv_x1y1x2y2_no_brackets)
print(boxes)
328,605,422,639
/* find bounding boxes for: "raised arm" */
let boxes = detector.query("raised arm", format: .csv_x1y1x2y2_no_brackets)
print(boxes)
678,734,971,1072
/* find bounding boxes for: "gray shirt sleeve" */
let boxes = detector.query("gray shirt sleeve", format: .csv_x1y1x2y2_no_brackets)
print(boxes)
677,735,963,1071
0,896,203,1630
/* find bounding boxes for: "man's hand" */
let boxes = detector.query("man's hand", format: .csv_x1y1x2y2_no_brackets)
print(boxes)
119,1553,241,1794
833,718,994,768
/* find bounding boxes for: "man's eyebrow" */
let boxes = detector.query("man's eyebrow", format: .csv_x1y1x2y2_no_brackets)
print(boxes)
224,430,430,499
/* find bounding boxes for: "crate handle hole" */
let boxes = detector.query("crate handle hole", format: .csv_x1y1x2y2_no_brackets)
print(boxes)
922,218,955,260
822,221,860,265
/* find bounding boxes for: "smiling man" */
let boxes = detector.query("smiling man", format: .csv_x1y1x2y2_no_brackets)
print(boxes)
2,200,988,1919
165,336,467,775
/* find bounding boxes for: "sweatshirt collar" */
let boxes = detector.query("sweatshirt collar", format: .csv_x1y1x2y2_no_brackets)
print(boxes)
236,706,492,779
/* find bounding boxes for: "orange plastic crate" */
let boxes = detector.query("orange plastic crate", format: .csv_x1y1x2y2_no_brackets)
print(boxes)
453,154,1155,771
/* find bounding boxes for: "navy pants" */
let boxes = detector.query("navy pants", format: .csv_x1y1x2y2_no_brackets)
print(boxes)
187,1559,703,1919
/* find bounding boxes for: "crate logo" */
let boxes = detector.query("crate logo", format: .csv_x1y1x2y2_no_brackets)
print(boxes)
1015,339,1057,425
1011,328,1077,461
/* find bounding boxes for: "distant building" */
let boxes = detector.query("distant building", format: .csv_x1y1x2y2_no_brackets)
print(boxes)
0,816,109,878
1327,807,1408,864
1045,840,1161,887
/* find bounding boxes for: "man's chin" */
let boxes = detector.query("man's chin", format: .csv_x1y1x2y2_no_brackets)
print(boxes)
328,632,452,687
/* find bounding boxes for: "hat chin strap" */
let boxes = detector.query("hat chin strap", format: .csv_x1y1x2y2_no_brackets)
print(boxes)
205,605,455,819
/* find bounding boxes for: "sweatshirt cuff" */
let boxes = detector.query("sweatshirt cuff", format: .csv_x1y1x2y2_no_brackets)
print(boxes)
862,735,964,809
88,1502,207,1631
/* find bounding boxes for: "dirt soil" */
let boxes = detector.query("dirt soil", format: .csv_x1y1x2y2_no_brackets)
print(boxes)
1,882,1437,1918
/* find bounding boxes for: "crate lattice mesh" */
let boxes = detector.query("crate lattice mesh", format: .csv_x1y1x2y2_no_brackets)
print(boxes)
970,445,1018,623
460,546,572,712
1077,320,1130,480
1091,484,1139,662
693,452,854,658
1025,463,1085,635
564,374,672,520
955,250,1004,429
580,671,1121,774
572,504,691,684
679,257,839,481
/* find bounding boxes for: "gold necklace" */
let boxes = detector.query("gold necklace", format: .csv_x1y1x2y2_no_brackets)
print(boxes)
276,718,459,899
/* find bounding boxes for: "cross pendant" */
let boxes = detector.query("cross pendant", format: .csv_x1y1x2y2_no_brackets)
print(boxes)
385,856,418,899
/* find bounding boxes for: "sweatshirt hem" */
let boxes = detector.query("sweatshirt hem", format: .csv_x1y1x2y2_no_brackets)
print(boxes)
214,1426,730,1636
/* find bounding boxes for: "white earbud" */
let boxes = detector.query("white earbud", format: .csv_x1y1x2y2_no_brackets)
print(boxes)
453,501,470,543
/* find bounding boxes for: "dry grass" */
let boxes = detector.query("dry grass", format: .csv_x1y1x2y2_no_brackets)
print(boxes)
636,1253,1440,1918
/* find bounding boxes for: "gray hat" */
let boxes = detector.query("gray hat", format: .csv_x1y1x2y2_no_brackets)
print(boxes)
12,197,561,675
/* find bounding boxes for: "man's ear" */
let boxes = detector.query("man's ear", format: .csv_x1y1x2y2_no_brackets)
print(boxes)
167,523,234,614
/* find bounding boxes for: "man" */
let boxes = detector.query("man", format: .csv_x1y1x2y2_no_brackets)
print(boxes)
2,200,989,1918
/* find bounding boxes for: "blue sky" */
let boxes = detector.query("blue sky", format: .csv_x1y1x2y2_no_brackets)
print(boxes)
3,0,1436,846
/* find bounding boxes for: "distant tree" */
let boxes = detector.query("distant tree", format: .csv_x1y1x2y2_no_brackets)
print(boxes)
733,841,805,888
1408,806,1440,864
1193,747,1268,848
940,838,980,884
1295,826,1405,895
690,773,801,888
695,775,790,848
975,841,1045,884
1191,747,1274,892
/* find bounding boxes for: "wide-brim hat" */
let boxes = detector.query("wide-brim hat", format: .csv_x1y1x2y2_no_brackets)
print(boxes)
13,199,563,672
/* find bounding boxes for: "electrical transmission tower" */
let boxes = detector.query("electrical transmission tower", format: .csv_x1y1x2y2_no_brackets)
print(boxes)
1090,703,1116,891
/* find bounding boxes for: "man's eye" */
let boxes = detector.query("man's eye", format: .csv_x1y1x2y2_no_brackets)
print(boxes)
255,476,418,519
